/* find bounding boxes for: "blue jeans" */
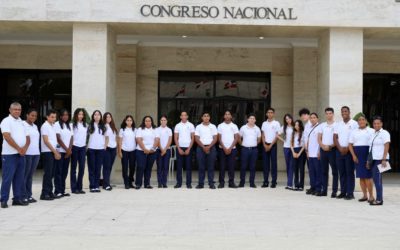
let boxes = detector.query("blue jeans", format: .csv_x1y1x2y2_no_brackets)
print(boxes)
372,160,384,202
157,149,171,186
135,150,157,187
320,148,338,194
292,148,305,189
218,148,237,185
70,146,86,192
240,147,258,185
103,147,116,188
24,155,40,199
262,144,278,185
1,154,25,202
87,149,105,189
196,146,216,186
336,151,355,195
308,157,323,192
283,147,293,187
54,152,71,194
41,152,56,197
121,150,136,186
176,147,192,186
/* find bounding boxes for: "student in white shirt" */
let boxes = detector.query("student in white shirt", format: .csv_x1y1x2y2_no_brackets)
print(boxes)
217,110,240,189
71,108,88,194
369,116,390,206
23,108,40,203
305,113,323,196
277,114,294,189
299,108,312,193
135,116,160,189
239,113,261,188
261,107,280,188
87,110,108,193
40,109,61,201
103,112,118,191
54,109,73,198
348,114,375,203
195,112,218,189
333,106,359,200
118,115,137,189
156,115,172,188
291,120,306,191
318,107,338,197
173,111,195,189
0,102,30,208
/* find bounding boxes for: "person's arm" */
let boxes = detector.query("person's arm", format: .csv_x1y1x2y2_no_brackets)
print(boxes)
209,134,218,148
348,143,358,164
381,142,390,167
2,133,25,155
229,133,239,150
333,133,343,154
22,136,30,155
118,136,123,158
174,132,184,155
57,134,68,152
43,135,61,159
165,135,173,153
195,135,205,150
136,137,148,154
151,137,160,153
218,133,226,150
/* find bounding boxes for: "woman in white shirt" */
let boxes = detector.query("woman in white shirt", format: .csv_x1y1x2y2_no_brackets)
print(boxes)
87,110,108,193
23,108,40,203
277,114,294,189
135,116,159,189
103,112,118,191
291,120,306,191
71,108,88,194
239,113,261,188
156,115,172,188
54,109,73,198
348,114,374,203
369,116,390,206
118,115,137,189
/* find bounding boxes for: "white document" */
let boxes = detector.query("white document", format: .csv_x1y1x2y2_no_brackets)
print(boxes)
377,162,391,173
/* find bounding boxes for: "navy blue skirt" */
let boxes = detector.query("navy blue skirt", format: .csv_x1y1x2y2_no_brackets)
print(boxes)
354,146,372,179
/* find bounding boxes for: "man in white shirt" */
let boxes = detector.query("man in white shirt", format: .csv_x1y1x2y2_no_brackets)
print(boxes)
333,106,359,200
261,108,280,188
40,109,61,201
217,110,240,188
318,107,338,197
299,108,314,194
0,102,30,208
173,111,195,188
195,112,218,189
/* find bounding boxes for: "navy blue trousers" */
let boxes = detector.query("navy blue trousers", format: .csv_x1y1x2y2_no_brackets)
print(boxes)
240,147,258,185
135,150,157,187
41,152,56,197
336,151,355,195
292,148,306,189
157,149,171,186
176,147,192,186
103,147,116,188
54,152,71,194
70,146,86,192
218,148,237,185
23,155,40,199
308,157,323,192
262,144,278,185
87,149,105,189
121,150,136,186
372,160,384,202
320,148,338,194
196,146,216,186
1,154,25,202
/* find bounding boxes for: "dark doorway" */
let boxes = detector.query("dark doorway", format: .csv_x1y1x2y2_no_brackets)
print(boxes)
363,74,400,172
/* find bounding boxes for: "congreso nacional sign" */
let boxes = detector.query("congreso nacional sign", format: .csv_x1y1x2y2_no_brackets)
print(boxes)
140,4,298,20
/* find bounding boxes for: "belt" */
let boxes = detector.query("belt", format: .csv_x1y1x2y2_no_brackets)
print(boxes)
243,146,257,150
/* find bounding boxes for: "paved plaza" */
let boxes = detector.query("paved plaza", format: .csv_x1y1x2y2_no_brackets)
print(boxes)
0,171,399,250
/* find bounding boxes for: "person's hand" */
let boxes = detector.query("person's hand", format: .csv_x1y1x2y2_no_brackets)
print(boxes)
293,153,298,159
184,148,191,155
225,148,232,155
54,152,61,160
178,147,184,155
66,149,72,158
17,147,25,156
161,149,166,156
317,153,320,160
265,145,271,152
381,160,387,168
144,149,150,155
203,146,210,154
352,155,359,164
118,151,123,158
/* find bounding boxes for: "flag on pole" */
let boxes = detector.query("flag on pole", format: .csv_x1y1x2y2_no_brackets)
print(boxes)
224,80,238,89
175,84,186,97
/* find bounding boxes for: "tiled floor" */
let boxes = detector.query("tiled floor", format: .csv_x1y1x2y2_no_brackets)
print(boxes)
0,171,399,250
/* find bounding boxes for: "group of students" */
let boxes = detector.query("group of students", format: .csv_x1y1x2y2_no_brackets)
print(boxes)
0,102,390,208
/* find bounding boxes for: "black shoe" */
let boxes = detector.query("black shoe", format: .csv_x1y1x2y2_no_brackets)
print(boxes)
250,184,257,188
90,189,96,193
28,197,37,203
135,186,141,190
238,183,245,188
228,183,238,188
12,200,29,206
344,194,355,200
129,183,135,188
270,183,277,188
158,184,163,188
358,197,368,202
145,185,153,189
209,185,216,189
54,193,64,199
163,184,168,188
195,185,204,189
306,189,315,195
174,184,182,189
298,187,304,191
62,193,71,197
316,192,327,197
125,185,130,189
261,183,269,188
331,192,337,198
104,186,112,191
79,190,86,194
40,195,54,201
370,200,383,206
218,183,224,189
285,186,293,190
72,191,80,194
1,202,8,208
187,185,192,189
336,193,346,199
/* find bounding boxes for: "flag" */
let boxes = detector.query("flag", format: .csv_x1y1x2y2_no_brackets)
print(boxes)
224,80,238,89
195,80,208,89
260,86,269,98
174,84,186,97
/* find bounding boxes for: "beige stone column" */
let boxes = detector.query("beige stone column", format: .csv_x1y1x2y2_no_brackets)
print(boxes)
318,28,364,118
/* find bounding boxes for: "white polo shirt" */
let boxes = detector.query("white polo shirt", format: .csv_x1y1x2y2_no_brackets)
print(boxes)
217,122,239,149
261,120,280,144
23,121,40,156
279,125,293,148
157,126,172,149
136,127,159,151
334,119,358,147
292,132,305,148
119,127,136,151
54,121,73,153
1,115,28,155
174,121,195,148
304,120,312,132
370,128,391,160
41,121,58,153
307,123,320,158
349,127,374,146
72,122,87,147
240,124,261,147
105,124,117,149
195,123,218,145
317,121,336,146
88,123,106,150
